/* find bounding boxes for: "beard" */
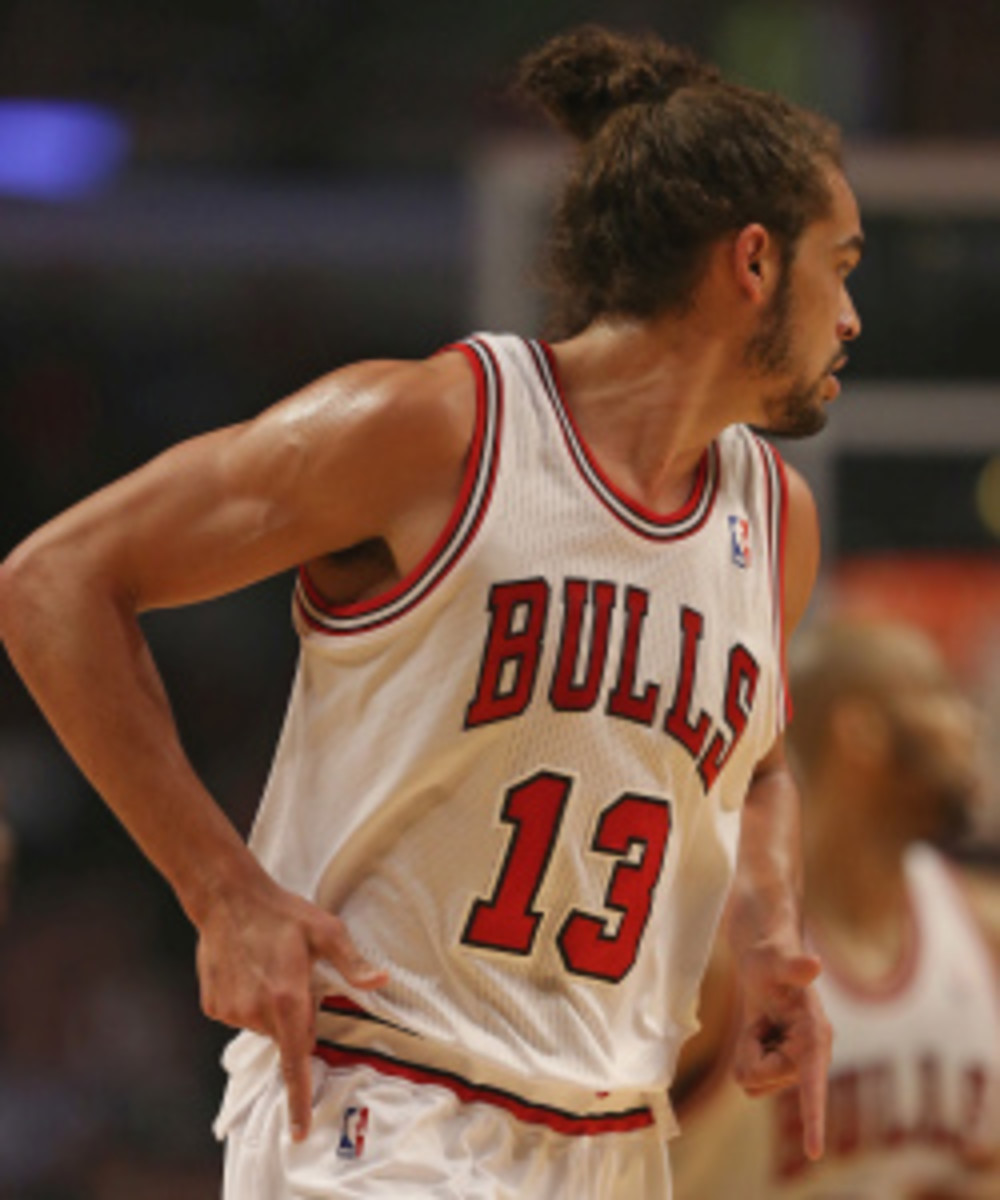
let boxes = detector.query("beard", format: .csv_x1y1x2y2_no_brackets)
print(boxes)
744,269,834,440
929,788,974,848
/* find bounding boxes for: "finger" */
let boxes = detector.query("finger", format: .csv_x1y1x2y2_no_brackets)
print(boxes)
736,1054,799,1097
742,944,822,991
743,1077,796,1098
797,1041,825,1161
312,916,389,990
733,1034,799,1096
773,953,822,989
272,990,317,1143
797,1029,832,1161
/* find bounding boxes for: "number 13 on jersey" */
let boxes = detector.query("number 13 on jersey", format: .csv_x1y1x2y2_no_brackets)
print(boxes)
461,770,673,983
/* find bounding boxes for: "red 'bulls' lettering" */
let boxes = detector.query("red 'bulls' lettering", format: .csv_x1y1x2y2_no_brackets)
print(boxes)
775,1058,994,1181
466,576,762,793
663,607,712,758
607,586,660,725
465,579,550,727
550,579,616,712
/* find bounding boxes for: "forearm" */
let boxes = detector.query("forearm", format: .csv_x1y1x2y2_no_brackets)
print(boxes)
0,544,259,926
726,763,806,959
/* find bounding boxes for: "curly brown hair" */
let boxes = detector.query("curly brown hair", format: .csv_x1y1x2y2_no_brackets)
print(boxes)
515,26,843,335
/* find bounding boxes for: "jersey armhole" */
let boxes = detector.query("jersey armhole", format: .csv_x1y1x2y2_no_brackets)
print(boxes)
772,446,791,726
294,337,503,637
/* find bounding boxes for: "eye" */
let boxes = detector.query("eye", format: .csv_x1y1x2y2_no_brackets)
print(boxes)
838,255,862,280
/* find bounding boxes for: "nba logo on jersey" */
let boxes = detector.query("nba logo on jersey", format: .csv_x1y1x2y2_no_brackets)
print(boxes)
728,514,751,568
337,1105,369,1159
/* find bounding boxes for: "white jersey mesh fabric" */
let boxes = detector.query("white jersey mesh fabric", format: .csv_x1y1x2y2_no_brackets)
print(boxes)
218,332,789,1133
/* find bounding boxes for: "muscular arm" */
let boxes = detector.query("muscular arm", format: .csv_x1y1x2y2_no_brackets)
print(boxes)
0,351,477,1138
724,463,832,1159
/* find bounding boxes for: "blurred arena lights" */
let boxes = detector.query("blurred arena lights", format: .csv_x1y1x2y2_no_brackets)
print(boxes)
0,100,129,200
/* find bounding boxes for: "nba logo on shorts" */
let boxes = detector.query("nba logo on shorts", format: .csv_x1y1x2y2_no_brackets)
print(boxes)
337,1105,370,1159
728,515,751,569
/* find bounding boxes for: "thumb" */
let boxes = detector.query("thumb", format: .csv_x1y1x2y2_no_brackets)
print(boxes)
311,912,389,991
772,952,822,989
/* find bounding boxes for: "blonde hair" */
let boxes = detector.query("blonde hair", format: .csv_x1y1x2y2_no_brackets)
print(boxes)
788,620,954,774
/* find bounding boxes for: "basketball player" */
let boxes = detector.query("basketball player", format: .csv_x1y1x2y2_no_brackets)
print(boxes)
672,620,1000,1200
0,26,863,1198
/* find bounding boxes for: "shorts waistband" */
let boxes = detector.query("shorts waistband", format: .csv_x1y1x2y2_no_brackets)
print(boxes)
314,995,677,1140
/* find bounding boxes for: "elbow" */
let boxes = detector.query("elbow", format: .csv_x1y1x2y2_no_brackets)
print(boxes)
0,545,28,640
0,534,99,656
1,478,148,675
1,532,135,655
0,541,52,653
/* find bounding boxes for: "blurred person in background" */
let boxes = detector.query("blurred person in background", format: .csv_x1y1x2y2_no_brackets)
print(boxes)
671,619,1000,1200
0,24,864,1199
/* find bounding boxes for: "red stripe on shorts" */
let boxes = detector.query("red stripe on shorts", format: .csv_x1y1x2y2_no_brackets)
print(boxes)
313,1039,655,1137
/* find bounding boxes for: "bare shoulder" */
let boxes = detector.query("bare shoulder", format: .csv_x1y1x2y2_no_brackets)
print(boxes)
0,347,484,614
230,348,481,537
252,350,478,483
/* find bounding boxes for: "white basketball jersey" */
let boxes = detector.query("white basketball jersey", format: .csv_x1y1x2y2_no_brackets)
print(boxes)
673,845,1000,1199
217,333,789,1133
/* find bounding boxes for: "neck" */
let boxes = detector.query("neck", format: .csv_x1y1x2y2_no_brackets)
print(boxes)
548,315,756,512
803,773,913,979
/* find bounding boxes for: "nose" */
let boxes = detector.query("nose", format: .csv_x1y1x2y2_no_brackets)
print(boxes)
839,290,862,342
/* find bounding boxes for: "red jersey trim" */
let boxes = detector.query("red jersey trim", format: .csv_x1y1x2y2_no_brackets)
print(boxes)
774,446,791,723
295,338,502,636
809,896,922,1003
313,1040,656,1136
527,339,720,543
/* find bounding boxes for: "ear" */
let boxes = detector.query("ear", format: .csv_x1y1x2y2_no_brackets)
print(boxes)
829,697,892,771
732,223,780,305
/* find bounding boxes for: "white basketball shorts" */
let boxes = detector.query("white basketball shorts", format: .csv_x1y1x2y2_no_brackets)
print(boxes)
222,1055,673,1199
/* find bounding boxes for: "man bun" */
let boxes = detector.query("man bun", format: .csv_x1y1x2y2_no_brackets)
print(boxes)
515,24,720,143
514,24,842,335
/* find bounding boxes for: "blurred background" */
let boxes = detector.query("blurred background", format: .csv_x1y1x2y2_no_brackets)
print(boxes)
0,1,998,1195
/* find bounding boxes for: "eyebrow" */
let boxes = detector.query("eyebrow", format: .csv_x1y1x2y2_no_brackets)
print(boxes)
838,233,866,258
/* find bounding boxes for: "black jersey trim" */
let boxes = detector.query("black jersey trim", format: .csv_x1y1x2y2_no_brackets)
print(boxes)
313,1039,656,1136
525,338,719,543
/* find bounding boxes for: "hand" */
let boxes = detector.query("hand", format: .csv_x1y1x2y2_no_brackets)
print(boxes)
732,942,832,1161
195,864,389,1142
